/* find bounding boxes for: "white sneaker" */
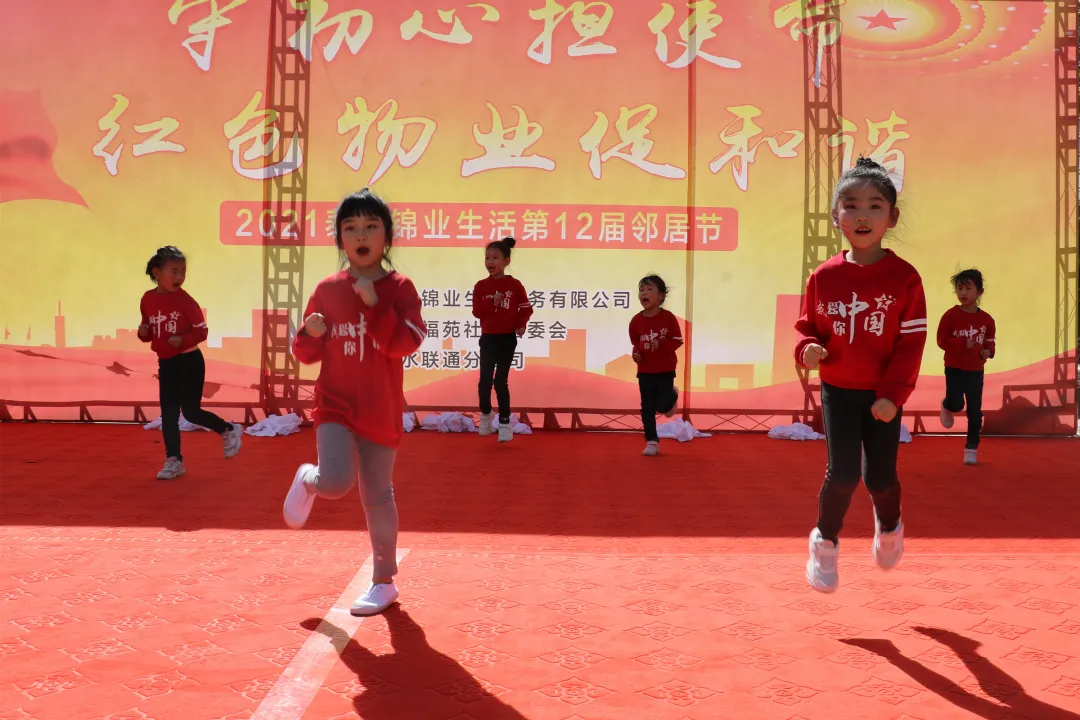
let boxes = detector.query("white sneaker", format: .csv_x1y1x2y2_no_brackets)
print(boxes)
642,441,659,456
498,425,513,443
222,423,243,459
940,402,955,429
873,517,904,571
664,388,679,418
283,464,316,529
351,582,399,616
806,528,839,593
964,449,978,465
478,412,495,437
156,457,185,480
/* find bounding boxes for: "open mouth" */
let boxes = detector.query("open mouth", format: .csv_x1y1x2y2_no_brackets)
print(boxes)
356,247,371,256
854,227,872,236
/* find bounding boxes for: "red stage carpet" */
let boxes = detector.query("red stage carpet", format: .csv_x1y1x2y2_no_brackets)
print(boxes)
2,425,1079,719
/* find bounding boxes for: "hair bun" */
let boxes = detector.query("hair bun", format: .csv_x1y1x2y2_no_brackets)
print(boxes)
502,236,516,249
855,156,881,169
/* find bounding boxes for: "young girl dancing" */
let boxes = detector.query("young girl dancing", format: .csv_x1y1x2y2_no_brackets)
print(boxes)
937,269,995,465
630,275,683,456
794,157,928,593
138,246,243,480
472,236,533,443
283,189,426,617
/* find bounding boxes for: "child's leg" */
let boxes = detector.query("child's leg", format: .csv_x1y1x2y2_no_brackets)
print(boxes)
355,436,399,581
861,401,904,532
176,351,231,434
942,367,965,415
639,375,659,443
311,423,359,499
492,335,517,424
816,383,870,543
964,370,985,450
158,357,184,460
654,371,678,416
477,335,497,415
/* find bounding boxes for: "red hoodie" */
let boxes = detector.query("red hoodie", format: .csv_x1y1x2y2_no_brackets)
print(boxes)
629,309,683,374
292,270,426,448
794,250,928,407
139,288,208,360
937,306,996,371
472,276,533,335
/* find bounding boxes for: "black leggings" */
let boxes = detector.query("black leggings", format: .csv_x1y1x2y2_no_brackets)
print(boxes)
158,350,230,459
943,367,984,449
478,333,517,423
639,371,678,442
816,381,902,544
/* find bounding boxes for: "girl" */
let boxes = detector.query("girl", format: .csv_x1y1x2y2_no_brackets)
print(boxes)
283,188,426,617
794,157,927,593
630,275,683,456
138,246,243,480
471,236,533,443
937,269,995,465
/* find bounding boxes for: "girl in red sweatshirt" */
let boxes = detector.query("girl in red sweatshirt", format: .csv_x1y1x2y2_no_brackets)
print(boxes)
471,236,533,442
936,269,995,465
630,275,683,456
794,157,928,593
282,189,426,617
138,245,243,481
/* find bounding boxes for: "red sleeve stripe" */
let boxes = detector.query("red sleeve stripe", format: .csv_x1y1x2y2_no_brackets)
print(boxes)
900,319,927,334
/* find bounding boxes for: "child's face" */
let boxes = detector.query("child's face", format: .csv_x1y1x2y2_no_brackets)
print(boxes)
153,260,186,292
485,248,509,276
955,279,981,306
638,281,663,310
339,214,387,270
833,181,899,250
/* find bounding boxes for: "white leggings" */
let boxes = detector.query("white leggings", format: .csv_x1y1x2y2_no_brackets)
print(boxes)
312,423,399,578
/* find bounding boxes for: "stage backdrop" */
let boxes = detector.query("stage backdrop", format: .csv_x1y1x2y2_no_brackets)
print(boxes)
0,0,1073,432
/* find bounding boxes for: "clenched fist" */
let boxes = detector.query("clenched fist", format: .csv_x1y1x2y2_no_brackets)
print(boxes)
802,343,828,370
303,313,327,338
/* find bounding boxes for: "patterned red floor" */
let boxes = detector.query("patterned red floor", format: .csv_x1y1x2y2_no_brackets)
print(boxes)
2,425,1080,719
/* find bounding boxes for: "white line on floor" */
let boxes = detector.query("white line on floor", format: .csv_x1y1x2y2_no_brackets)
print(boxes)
250,547,410,720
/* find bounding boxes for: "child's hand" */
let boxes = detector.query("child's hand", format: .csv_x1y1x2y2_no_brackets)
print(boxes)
303,313,327,338
980,348,991,360
138,324,150,339
802,343,828,369
516,326,526,338
871,398,898,423
167,336,183,349
966,335,975,349
649,339,659,351
492,291,503,307
352,277,378,306
632,349,641,363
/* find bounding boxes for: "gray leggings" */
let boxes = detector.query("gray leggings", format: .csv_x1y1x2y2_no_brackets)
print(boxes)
313,423,399,578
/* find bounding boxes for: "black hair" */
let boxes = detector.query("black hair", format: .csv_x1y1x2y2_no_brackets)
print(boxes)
951,268,984,294
639,274,668,297
486,236,516,259
334,188,395,267
832,156,899,210
145,245,185,281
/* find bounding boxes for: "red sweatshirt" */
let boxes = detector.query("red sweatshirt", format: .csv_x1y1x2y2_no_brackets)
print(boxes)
292,270,426,449
937,306,996,371
139,288,208,360
794,250,928,407
472,276,533,335
629,309,683,374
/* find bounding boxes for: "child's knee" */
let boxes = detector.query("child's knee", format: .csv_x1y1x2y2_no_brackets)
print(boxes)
314,469,354,499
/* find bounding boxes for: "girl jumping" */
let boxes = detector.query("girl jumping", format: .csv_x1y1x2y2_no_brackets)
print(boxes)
472,236,533,443
795,157,928,593
937,269,995,465
283,189,426,617
138,245,243,480
630,275,683,456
